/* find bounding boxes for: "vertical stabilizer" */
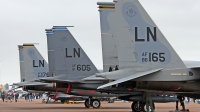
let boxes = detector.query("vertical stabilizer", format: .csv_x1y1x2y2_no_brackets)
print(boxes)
98,2,118,72
18,44,49,81
46,26,99,81
112,0,186,70
18,45,25,82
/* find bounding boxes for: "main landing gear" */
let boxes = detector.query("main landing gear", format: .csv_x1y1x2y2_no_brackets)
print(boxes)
131,101,155,112
84,98,101,109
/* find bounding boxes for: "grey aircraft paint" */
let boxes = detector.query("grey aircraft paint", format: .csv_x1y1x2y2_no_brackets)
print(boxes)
19,44,49,81
96,0,200,95
18,45,25,82
45,26,99,81
15,29,126,99
99,3,119,73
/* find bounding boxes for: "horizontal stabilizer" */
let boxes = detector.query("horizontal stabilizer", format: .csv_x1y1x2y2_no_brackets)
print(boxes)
97,68,162,89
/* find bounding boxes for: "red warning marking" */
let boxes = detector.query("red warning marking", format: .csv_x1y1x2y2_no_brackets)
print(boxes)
89,90,95,94
171,86,182,91
78,90,95,95
54,88,60,100
127,88,132,91
66,83,71,94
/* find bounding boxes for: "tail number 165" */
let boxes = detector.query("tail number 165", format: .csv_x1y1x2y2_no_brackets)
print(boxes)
142,52,165,62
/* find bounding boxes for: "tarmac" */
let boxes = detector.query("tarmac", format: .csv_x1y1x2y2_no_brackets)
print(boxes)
0,99,199,112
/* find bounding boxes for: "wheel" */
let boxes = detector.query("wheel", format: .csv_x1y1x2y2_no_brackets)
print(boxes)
84,99,90,108
91,99,101,108
141,102,155,112
131,102,142,112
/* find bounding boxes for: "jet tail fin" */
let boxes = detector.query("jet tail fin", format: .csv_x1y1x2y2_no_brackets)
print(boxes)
98,2,119,72
18,44,49,81
45,26,99,81
18,45,25,82
111,0,186,70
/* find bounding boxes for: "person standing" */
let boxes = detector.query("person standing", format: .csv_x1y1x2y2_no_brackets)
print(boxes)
115,65,119,71
143,92,154,112
7,92,12,103
193,98,196,103
176,95,185,111
11,91,14,100
29,92,32,102
26,93,29,101
46,93,50,104
1,91,5,102
0,91,2,99
15,92,19,102
187,97,190,103
109,67,112,72
25,93,28,101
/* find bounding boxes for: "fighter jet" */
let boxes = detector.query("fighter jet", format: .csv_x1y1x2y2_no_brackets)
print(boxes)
41,26,179,111
14,44,50,87
14,40,129,108
14,44,91,103
41,26,130,108
96,0,200,92
95,0,200,111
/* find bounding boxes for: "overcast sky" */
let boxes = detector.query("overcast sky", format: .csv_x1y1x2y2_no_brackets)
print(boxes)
0,0,200,85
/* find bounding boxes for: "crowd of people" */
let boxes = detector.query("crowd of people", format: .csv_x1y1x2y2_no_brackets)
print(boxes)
0,91,19,102
22,92,42,101
0,91,42,103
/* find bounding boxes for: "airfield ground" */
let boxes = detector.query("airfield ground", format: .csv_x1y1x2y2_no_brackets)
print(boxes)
0,99,199,112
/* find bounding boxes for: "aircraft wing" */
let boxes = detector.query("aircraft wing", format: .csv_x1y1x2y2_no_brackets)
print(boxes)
82,75,108,81
97,68,162,89
40,74,81,83
13,81,48,86
183,61,200,68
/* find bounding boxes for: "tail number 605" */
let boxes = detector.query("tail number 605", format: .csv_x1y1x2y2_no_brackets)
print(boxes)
77,65,91,71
